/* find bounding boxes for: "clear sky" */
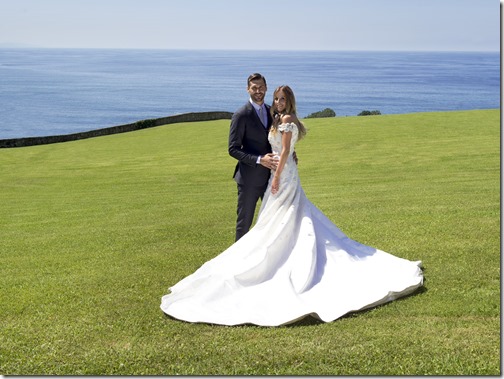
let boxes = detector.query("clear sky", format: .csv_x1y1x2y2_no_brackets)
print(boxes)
0,0,500,51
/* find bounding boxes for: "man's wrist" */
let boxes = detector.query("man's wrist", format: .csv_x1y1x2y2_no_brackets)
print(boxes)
256,155,262,164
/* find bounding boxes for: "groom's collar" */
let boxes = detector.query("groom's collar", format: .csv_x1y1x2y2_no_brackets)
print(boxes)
249,98,265,112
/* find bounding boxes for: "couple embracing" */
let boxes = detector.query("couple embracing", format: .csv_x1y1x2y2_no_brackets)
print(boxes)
160,73,423,327
229,73,303,241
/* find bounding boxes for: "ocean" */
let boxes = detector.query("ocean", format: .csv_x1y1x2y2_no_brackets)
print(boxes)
0,48,499,139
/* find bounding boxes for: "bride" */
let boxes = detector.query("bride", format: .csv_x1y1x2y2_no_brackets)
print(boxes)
160,85,423,326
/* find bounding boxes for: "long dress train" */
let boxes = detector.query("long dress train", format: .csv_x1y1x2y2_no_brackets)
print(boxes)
160,122,423,326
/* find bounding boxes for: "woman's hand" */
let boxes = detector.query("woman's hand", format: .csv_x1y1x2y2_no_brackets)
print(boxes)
271,175,280,194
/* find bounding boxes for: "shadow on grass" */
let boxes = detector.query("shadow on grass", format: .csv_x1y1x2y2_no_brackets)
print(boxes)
284,285,428,328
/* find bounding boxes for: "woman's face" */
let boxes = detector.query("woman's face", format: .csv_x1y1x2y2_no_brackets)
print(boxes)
274,90,287,113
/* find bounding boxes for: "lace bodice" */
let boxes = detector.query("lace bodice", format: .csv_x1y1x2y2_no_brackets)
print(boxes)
266,122,299,197
268,122,299,157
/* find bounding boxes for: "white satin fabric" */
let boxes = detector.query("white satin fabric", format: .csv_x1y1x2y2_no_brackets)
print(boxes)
160,123,423,326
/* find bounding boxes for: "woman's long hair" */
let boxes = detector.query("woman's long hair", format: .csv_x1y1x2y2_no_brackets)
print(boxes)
270,85,307,139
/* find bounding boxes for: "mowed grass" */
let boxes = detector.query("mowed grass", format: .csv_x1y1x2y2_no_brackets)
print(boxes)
0,109,499,375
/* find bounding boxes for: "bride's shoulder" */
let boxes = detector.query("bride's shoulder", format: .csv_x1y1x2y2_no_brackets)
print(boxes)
278,114,299,132
280,114,295,124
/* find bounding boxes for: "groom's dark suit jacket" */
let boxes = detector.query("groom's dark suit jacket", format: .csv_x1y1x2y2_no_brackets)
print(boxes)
228,101,273,187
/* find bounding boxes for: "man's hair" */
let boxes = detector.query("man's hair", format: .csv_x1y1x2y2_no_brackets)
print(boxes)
247,73,267,88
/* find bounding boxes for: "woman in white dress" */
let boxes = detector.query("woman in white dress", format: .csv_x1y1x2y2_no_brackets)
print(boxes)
160,85,423,326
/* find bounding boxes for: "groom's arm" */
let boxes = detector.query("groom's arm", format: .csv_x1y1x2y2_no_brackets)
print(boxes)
228,112,259,167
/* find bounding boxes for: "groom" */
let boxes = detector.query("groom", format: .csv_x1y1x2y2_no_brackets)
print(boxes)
228,73,279,241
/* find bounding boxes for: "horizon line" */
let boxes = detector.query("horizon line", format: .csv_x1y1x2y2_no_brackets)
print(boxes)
0,45,499,53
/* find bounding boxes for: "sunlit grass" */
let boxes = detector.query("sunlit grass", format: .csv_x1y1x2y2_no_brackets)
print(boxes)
0,109,499,375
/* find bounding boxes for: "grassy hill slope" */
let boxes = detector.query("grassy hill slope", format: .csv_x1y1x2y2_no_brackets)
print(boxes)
0,109,500,375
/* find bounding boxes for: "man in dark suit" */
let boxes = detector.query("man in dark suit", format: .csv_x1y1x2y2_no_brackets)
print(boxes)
228,73,279,241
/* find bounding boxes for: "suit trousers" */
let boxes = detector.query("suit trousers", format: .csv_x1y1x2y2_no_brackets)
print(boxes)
235,182,268,241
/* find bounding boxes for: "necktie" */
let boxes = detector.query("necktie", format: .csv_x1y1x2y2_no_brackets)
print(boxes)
259,106,267,127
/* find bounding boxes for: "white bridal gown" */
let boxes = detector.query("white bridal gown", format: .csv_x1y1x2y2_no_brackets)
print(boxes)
160,123,423,326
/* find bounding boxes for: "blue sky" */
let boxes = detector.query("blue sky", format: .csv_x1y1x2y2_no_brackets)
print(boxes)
0,0,500,51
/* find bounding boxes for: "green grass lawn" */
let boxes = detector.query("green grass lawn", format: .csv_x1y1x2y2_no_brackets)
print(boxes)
0,109,500,375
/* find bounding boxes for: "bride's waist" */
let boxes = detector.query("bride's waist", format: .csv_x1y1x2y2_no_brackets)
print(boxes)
272,152,295,160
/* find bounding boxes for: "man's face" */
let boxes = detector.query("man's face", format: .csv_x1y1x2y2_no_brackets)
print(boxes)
247,79,267,105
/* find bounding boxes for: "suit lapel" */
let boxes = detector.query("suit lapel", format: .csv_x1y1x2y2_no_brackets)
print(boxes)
265,104,272,130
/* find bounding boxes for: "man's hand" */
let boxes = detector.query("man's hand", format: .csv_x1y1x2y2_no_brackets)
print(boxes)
260,153,279,170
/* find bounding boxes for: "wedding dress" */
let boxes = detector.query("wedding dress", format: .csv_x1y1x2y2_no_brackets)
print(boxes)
160,123,423,326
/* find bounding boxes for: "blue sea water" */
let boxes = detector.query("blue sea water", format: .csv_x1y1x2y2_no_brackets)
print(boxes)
0,48,499,139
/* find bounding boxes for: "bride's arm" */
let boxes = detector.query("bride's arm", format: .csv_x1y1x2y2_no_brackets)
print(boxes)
271,128,292,195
